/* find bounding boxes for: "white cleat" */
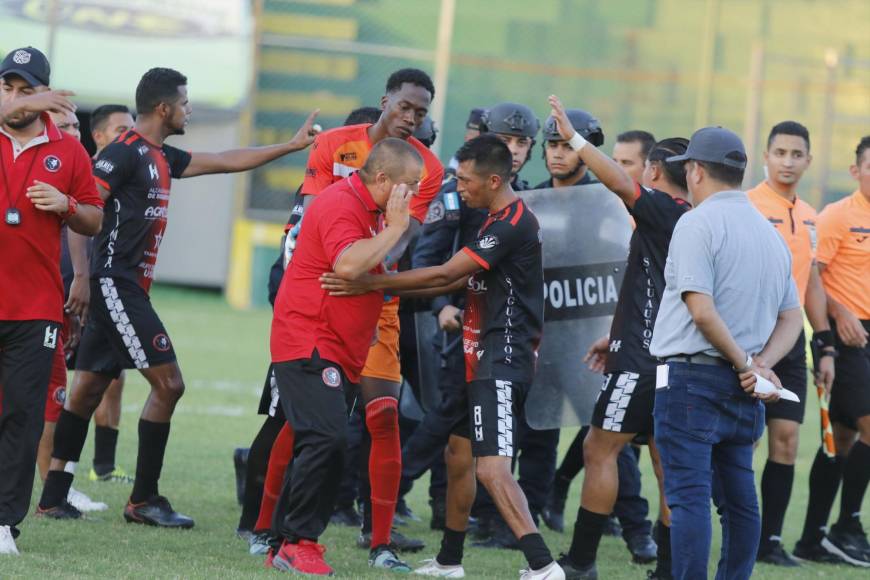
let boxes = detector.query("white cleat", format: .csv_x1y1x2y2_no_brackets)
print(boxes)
414,557,466,577
0,525,20,555
67,487,108,512
520,561,565,580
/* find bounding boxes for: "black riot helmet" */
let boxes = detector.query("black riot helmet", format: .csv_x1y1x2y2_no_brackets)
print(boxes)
480,102,540,140
542,108,604,147
413,115,437,148
481,102,540,170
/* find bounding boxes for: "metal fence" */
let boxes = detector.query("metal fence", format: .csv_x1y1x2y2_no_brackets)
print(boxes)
246,0,870,220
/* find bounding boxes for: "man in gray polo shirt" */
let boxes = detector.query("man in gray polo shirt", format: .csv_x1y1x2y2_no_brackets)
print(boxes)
649,126,803,580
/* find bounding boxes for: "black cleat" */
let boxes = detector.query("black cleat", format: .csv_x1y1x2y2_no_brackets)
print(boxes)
603,515,622,537
793,538,848,564
356,529,425,553
35,500,82,520
468,515,490,541
124,495,194,529
233,447,249,506
557,554,598,580
824,520,870,567
330,505,362,527
626,533,658,564
756,540,800,567
471,519,519,550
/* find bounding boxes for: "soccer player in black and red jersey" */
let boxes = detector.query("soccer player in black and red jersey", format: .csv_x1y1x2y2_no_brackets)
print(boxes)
544,95,691,580
36,67,319,527
321,134,564,580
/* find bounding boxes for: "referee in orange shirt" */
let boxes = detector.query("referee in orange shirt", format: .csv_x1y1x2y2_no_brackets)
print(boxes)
794,136,870,567
747,121,836,567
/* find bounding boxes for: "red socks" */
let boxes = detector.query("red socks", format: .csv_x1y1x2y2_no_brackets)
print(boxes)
366,397,401,548
254,422,294,532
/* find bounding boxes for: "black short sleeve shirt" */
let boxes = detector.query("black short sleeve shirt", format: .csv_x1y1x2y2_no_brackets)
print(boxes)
606,185,691,374
461,199,544,383
91,131,191,292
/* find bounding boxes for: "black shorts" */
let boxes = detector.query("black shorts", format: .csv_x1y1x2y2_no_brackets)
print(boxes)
75,277,176,378
765,330,808,424
451,379,529,458
272,351,357,429
257,363,285,421
829,319,870,430
590,371,655,437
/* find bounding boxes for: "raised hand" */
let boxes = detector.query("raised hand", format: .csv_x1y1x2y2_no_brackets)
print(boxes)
288,109,321,152
547,95,577,141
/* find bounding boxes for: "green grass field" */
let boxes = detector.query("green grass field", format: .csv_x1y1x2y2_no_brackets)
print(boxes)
5,286,868,579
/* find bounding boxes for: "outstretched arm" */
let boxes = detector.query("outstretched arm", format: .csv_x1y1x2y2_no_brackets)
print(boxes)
182,110,320,177
322,250,480,296
547,95,638,207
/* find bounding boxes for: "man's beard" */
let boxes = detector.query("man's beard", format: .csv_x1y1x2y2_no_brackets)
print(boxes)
549,159,585,182
5,111,40,130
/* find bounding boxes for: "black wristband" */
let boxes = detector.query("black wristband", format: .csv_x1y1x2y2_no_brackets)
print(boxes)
812,330,835,350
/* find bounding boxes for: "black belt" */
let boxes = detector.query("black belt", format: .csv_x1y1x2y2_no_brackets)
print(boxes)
664,353,730,367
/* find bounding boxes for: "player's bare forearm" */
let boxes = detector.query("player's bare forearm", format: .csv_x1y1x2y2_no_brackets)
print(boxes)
578,142,637,206
805,264,831,332
68,229,91,278
183,143,297,177
376,251,478,292
390,276,469,298
756,307,804,367
66,205,103,236
334,225,406,280
548,94,636,205
683,291,746,367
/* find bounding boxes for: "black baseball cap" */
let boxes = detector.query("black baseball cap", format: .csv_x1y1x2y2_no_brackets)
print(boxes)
667,126,747,169
0,47,51,87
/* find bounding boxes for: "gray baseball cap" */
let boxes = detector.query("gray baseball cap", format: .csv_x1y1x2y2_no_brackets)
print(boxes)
666,126,747,169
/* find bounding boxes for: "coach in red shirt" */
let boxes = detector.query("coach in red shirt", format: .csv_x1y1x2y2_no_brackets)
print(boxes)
267,138,421,576
0,46,103,554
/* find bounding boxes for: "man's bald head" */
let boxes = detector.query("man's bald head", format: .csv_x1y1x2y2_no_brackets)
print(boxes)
359,138,424,209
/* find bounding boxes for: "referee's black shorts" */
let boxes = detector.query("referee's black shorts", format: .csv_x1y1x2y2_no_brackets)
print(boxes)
765,330,807,424
76,277,176,378
829,319,870,430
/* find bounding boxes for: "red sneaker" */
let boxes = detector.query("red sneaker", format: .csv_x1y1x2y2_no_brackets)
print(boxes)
273,539,334,576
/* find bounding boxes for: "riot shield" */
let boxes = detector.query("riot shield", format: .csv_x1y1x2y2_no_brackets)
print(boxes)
522,184,632,429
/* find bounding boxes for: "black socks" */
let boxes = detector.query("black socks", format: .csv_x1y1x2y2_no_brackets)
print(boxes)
568,507,608,566
93,425,120,476
437,527,466,566
838,440,870,526
519,533,553,570
800,446,844,544
760,460,794,546
130,419,171,504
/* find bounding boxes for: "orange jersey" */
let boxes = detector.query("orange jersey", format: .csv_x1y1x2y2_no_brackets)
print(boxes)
815,190,870,319
301,123,444,223
747,181,817,305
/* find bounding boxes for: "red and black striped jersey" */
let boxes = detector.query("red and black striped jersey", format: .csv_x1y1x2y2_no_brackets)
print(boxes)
461,198,543,383
91,131,191,292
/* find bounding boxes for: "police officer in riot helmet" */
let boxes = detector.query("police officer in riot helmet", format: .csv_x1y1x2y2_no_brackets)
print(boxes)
414,116,438,149
479,102,540,191
536,108,604,188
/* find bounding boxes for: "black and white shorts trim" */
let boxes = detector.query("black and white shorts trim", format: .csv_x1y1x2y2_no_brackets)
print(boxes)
452,379,529,458
75,277,176,378
591,370,655,437
258,363,286,421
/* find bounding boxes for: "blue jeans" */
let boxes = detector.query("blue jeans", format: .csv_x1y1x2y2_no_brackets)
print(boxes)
654,362,765,580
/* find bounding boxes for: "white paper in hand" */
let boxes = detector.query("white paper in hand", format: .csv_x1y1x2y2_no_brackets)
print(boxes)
754,373,800,402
